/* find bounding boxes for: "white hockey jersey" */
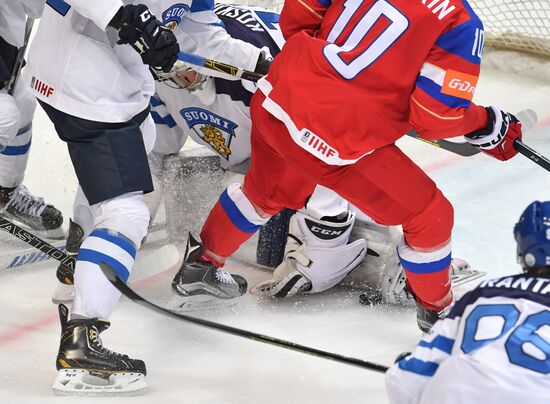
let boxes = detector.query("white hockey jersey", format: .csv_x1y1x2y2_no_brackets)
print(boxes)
151,3,282,169
25,0,158,123
0,0,44,47
386,273,550,404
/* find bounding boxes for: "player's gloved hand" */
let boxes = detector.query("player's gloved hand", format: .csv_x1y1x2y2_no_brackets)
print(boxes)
464,106,522,161
115,4,179,73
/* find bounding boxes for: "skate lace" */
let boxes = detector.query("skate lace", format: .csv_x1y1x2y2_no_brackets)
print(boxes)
2,185,47,217
89,328,128,359
215,269,237,285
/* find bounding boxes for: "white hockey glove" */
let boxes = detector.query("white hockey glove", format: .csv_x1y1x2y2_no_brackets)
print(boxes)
251,211,367,297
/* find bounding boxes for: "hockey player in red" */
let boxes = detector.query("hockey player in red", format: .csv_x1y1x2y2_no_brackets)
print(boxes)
172,0,523,331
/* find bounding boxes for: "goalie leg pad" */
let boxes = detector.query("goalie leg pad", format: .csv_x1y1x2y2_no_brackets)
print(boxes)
256,208,295,268
252,211,367,296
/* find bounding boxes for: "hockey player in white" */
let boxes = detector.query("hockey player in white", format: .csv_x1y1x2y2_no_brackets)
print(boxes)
24,0,179,395
0,0,64,238
148,3,478,304
385,200,550,404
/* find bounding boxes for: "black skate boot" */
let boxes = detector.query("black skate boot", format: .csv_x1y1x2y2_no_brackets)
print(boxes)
0,184,64,238
52,219,85,304
53,304,147,396
170,234,247,310
416,303,452,333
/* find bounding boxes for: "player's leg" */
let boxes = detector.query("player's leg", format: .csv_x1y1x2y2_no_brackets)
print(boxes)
171,98,318,302
41,101,152,394
0,80,63,237
321,144,454,331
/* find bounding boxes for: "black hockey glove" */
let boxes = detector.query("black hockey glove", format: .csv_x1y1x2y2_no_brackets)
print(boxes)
114,4,179,73
255,51,272,76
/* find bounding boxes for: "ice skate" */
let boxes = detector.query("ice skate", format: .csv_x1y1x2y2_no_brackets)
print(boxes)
0,184,64,239
52,219,84,304
374,257,485,306
52,305,147,396
416,303,452,333
170,234,247,310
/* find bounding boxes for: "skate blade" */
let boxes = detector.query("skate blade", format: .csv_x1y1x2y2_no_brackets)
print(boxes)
165,293,239,313
451,270,487,288
51,282,75,304
52,369,147,396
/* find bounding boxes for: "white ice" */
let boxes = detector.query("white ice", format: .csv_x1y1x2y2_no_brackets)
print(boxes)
0,63,549,404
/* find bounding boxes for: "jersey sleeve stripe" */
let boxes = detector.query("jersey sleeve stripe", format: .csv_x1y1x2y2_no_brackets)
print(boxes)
190,0,216,14
419,62,446,86
410,96,465,121
397,357,439,377
415,76,471,109
434,21,483,65
151,111,177,128
418,335,455,354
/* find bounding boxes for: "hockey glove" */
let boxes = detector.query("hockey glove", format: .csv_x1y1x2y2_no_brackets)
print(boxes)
464,106,523,161
115,4,179,73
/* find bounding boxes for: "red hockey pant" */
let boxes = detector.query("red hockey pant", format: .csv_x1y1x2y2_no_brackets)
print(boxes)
201,92,454,308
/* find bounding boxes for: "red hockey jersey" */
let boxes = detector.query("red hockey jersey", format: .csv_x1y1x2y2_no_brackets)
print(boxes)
257,0,489,165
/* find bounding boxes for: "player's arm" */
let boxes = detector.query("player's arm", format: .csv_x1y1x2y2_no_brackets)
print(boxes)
177,13,268,78
409,18,522,161
279,0,330,39
384,298,468,404
57,1,178,73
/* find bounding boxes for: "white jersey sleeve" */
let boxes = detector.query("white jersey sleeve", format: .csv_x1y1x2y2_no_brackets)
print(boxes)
0,0,43,47
386,274,550,404
152,0,263,79
60,0,121,30
24,0,153,122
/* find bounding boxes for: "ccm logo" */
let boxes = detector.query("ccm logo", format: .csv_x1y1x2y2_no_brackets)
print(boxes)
441,70,478,101
311,226,343,236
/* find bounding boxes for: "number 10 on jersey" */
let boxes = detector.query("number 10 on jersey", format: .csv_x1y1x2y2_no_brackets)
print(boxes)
323,0,409,80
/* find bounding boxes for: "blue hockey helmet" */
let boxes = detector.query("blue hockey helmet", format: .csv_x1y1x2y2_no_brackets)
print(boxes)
514,201,550,272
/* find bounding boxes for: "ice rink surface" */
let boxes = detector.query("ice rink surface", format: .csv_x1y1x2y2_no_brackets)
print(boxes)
0,62,549,404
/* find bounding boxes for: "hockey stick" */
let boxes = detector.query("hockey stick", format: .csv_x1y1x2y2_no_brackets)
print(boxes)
99,262,389,373
176,51,264,82
6,18,34,96
0,215,179,275
514,139,550,172
406,133,480,156
407,109,541,157
0,215,75,270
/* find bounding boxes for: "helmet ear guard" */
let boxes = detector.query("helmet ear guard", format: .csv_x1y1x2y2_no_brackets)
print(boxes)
514,201,550,273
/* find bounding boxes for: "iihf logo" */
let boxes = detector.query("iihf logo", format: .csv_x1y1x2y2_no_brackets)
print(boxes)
301,131,311,143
